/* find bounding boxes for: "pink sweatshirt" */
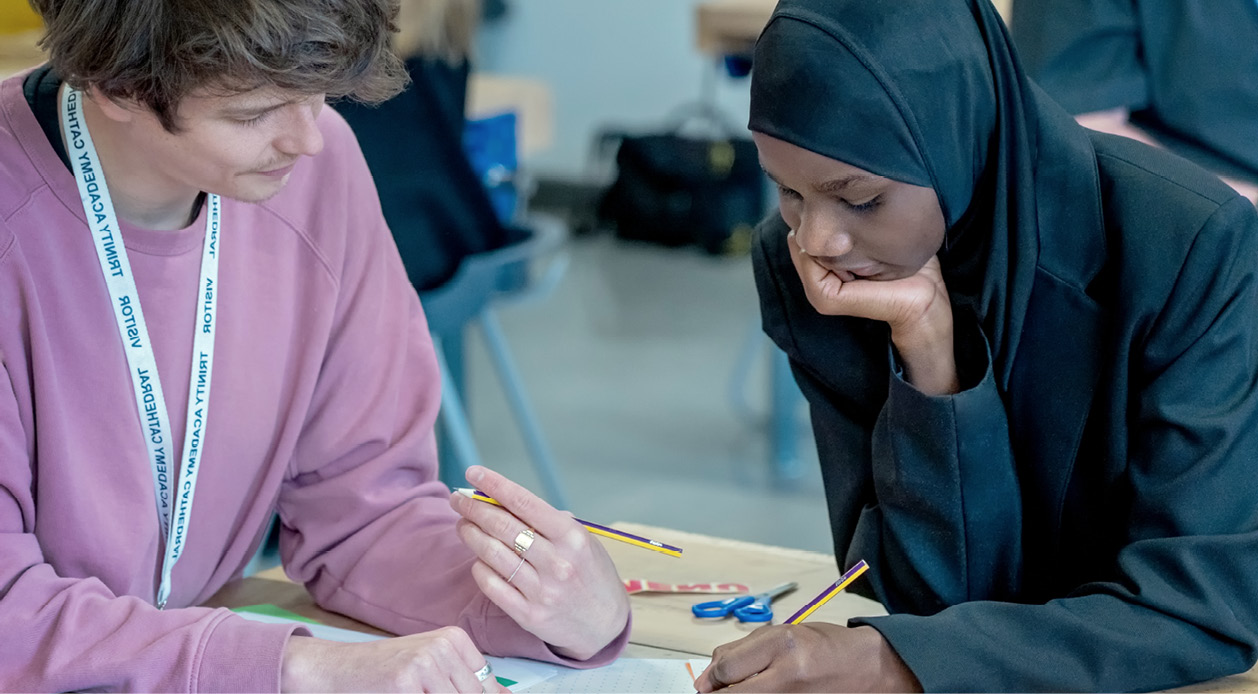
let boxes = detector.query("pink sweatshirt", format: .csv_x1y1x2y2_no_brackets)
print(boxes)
0,71,625,692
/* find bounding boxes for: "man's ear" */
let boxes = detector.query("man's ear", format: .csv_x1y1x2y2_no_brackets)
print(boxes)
84,86,140,124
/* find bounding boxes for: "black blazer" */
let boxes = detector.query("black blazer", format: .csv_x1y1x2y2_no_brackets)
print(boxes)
1011,0,1258,181
755,132,1258,692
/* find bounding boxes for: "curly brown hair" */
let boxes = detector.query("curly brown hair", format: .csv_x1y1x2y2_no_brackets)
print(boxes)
28,0,409,131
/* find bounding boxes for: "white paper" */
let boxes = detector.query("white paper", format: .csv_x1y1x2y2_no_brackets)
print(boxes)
517,658,711,694
233,608,559,691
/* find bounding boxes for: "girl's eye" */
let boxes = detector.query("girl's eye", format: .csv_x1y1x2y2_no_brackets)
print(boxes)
845,195,882,213
777,185,801,200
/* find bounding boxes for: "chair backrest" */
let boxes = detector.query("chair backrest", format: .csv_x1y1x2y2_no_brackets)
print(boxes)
336,57,516,293
337,57,567,342
415,225,536,338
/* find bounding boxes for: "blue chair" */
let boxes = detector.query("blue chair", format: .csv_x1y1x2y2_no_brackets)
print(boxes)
337,58,571,507
419,218,570,508
728,320,808,483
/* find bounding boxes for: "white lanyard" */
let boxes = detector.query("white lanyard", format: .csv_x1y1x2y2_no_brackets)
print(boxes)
61,88,221,609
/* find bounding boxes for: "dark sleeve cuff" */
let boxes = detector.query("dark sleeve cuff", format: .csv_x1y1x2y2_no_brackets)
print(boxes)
887,306,992,395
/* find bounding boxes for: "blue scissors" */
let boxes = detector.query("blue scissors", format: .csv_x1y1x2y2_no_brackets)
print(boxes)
691,582,798,623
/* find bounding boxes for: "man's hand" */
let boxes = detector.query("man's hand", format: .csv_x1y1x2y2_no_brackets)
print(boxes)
450,466,630,661
280,628,508,692
695,623,922,693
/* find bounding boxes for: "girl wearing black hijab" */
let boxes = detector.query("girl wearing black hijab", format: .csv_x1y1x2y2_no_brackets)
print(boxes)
695,0,1258,691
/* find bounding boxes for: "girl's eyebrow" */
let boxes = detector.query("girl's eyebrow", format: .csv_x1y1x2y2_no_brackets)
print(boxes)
762,167,788,188
814,174,881,194
762,167,881,193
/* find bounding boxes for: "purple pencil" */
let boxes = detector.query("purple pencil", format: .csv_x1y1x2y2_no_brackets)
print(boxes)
785,560,870,624
455,488,683,557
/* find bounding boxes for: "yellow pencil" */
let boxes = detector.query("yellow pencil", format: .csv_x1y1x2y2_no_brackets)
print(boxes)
454,488,683,558
784,560,870,624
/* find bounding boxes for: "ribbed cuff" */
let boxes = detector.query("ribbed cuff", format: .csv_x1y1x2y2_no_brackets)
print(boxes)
474,599,632,670
191,610,308,693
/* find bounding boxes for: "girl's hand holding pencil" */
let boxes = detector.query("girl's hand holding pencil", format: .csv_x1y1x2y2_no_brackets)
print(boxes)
695,561,921,693
449,466,630,662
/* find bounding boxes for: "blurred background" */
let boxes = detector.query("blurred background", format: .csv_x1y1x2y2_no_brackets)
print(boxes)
6,0,1254,561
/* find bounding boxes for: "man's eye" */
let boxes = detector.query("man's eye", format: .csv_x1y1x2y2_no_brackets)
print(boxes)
236,111,273,126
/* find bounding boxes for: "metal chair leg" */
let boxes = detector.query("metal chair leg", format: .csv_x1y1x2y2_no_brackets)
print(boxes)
727,320,808,482
476,310,570,509
769,345,805,481
433,336,484,488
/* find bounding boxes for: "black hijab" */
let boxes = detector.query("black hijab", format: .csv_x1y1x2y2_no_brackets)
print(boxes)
749,0,1104,392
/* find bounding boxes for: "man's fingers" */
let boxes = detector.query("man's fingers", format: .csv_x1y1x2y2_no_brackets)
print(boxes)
438,626,491,676
465,466,573,540
452,502,557,578
434,627,491,694
471,560,532,623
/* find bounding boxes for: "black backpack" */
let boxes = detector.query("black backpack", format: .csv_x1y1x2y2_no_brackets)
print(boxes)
597,109,766,256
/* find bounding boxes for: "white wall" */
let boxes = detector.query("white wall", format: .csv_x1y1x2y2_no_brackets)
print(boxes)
477,0,754,178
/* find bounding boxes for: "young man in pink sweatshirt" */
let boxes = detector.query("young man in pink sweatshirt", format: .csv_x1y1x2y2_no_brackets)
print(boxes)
0,0,630,691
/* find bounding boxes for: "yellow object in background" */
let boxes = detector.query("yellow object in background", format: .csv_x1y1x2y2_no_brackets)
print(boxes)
0,2,44,78
0,1,42,34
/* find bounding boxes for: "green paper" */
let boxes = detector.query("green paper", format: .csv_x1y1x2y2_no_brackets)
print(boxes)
234,604,521,687
231,603,321,625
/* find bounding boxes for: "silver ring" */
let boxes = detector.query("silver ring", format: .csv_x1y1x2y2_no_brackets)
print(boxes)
506,556,526,584
474,662,493,682
512,527,535,555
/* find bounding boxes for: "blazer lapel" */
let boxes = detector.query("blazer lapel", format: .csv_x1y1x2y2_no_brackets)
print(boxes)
1007,269,1105,577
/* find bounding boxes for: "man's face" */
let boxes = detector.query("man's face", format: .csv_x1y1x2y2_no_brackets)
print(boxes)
124,86,327,204
753,132,946,282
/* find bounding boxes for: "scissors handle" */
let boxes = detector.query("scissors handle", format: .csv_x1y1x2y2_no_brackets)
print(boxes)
733,582,798,623
692,595,754,619
733,600,774,622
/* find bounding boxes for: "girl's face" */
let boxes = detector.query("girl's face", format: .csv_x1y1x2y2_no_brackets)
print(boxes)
754,132,947,282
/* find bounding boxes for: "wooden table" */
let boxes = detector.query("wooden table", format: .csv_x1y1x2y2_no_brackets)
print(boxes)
206,522,886,659
695,0,1014,57
596,523,885,656
207,521,1255,691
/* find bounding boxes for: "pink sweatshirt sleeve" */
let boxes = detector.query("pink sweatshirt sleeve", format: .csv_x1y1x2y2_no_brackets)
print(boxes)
0,353,307,692
273,121,626,668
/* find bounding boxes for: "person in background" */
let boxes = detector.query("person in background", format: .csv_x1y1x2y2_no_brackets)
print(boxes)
696,0,1258,691
0,0,628,691
1011,0,1258,203
336,0,515,296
